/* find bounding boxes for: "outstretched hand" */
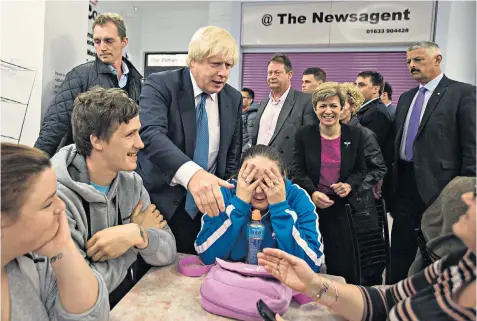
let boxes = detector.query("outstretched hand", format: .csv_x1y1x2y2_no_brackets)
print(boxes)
257,248,316,296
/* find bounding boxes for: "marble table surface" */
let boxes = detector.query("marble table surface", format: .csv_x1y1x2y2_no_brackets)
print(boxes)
110,254,347,321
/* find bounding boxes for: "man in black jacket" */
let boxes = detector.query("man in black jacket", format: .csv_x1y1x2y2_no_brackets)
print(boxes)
241,87,258,154
35,13,142,157
355,71,394,211
391,41,475,282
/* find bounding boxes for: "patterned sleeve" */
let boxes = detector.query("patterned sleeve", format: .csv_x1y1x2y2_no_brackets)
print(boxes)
358,259,443,321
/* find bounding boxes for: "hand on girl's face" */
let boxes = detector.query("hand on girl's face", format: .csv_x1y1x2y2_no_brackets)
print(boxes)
236,162,263,204
258,168,286,205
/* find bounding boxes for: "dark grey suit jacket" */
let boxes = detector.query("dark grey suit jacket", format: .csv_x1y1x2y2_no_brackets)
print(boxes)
136,68,243,219
394,75,476,205
251,88,317,171
387,103,396,120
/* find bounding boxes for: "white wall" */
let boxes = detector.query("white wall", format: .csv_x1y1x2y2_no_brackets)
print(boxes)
42,1,88,118
434,1,476,85
0,0,87,147
1,0,46,146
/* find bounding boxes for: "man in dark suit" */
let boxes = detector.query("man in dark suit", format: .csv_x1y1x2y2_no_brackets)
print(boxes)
390,41,476,282
136,26,242,254
251,54,317,172
355,71,394,209
381,82,396,120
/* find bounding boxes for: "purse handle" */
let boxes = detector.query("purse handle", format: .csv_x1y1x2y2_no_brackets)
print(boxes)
178,256,214,277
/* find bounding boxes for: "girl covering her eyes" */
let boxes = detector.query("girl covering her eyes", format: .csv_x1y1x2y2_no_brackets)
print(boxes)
194,145,324,272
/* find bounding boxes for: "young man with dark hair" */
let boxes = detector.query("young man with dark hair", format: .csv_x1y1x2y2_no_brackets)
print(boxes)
251,53,317,170
51,87,176,307
381,82,396,119
355,70,394,226
241,87,258,153
301,67,327,94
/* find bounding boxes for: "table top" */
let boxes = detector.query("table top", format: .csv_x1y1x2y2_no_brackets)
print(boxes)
110,254,347,321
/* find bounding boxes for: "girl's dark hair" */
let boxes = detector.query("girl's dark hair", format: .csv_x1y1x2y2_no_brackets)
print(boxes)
240,145,286,176
1,143,51,220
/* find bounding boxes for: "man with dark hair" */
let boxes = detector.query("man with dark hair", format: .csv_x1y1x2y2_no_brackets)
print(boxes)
251,53,317,171
35,12,143,158
241,87,258,153
51,87,176,307
301,67,327,94
355,71,394,220
381,82,396,119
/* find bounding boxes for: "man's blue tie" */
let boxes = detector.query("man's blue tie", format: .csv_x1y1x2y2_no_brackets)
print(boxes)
185,93,209,219
405,87,427,161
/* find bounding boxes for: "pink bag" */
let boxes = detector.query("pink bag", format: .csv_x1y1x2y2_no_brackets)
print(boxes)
179,256,293,321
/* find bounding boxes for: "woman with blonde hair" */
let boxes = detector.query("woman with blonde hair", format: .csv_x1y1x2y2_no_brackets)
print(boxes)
292,82,368,282
340,82,365,126
1,143,109,321
341,82,387,200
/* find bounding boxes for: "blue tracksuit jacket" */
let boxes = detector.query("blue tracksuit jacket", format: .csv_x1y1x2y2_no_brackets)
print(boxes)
194,178,324,272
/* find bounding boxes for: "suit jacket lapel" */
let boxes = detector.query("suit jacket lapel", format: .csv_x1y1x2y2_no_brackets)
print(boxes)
416,76,450,138
309,124,322,184
339,124,353,180
251,100,268,145
269,89,296,144
394,88,418,154
218,90,233,156
178,69,197,158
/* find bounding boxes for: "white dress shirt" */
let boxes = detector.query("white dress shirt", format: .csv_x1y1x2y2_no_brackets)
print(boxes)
108,60,129,88
170,72,221,188
399,73,444,160
360,97,379,109
257,87,291,146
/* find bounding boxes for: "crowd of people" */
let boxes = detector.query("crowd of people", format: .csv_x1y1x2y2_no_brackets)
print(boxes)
1,11,475,321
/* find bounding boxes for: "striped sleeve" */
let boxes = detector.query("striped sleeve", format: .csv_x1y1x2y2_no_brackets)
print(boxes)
358,258,444,321
194,192,251,265
270,183,324,272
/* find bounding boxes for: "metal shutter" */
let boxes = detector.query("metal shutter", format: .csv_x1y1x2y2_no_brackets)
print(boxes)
241,52,416,104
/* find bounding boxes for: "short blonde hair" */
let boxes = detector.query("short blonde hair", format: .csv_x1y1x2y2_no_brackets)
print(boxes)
341,82,365,115
312,82,346,109
187,26,238,67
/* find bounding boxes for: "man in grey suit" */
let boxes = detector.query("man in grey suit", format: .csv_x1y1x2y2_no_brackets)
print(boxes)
390,41,476,282
136,26,242,254
251,54,317,172
381,82,396,119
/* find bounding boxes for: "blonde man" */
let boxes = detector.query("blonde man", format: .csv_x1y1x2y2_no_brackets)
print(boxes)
137,26,243,254
35,12,142,158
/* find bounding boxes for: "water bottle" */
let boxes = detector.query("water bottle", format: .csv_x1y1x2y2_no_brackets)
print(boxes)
247,209,265,265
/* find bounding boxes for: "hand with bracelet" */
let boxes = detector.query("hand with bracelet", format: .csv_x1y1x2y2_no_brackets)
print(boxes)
258,248,365,321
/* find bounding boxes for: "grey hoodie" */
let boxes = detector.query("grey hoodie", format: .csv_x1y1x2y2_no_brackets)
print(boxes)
7,255,109,321
51,145,177,292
